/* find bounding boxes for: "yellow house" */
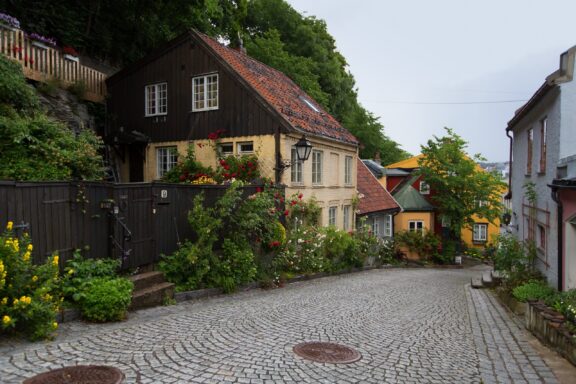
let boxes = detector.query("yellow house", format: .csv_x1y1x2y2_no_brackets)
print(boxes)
383,155,501,249
107,30,359,230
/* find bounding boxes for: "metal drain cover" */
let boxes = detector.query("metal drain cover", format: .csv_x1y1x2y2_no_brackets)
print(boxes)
23,365,125,384
293,342,362,364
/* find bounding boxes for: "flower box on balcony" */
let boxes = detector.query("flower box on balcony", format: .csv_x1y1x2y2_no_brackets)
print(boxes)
31,40,48,50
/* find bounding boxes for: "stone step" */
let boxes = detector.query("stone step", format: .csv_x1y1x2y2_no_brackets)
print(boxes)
130,282,175,311
471,277,484,289
482,271,494,288
128,271,166,292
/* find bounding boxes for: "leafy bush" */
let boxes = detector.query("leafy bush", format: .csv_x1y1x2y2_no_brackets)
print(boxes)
216,154,260,182
322,226,361,271
395,230,442,262
0,222,61,340
162,146,214,183
545,289,576,321
275,225,327,275
61,251,120,303
211,239,257,293
512,280,555,302
78,277,133,322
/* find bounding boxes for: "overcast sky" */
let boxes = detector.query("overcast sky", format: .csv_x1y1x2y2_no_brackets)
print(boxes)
286,0,576,162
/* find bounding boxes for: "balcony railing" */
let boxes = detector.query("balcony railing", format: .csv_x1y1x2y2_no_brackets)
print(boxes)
0,25,106,103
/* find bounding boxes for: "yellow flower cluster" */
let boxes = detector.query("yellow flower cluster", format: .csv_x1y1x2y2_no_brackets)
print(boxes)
6,221,13,231
32,275,38,282
191,175,217,185
17,296,32,305
4,238,19,252
2,315,11,325
52,255,59,267
0,260,6,289
1,297,7,305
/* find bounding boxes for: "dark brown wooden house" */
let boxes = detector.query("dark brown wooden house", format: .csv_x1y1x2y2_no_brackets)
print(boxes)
106,29,360,229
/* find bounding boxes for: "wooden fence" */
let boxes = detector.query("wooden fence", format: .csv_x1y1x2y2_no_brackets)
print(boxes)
0,181,277,270
0,25,107,103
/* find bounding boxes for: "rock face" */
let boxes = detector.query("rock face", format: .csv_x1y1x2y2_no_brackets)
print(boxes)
35,84,99,135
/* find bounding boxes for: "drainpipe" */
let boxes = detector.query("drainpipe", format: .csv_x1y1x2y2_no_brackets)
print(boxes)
504,128,513,199
274,124,281,184
550,186,563,291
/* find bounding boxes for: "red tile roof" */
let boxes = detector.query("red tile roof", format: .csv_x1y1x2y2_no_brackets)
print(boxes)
196,31,358,145
357,160,400,215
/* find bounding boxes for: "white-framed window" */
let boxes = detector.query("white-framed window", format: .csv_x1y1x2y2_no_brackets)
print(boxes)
218,143,233,156
344,156,353,185
291,147,303,183
409,220,424,233
473,223,488,242
383,215,392,237
156,146,178,179
145,83,167,116
419,181,430,195
192,73,218,111
329,206,337,226
343,205,351,231
237,142,254,154
372,219,380,236
312,150,323,184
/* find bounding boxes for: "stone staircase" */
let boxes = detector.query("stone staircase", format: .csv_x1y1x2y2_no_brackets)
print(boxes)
129,271,175,310
471,269,504,289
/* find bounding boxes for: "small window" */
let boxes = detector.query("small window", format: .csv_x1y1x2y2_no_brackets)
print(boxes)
537,224,546,252
419,181,430,195
343,205,351,231
237,142,254,154
527,128,533,175
409,220,424,233
345,156,353,185
145,83,167,116
312,150,323,184
192,73,218,111
383,215,392,237
539,118,547,174
329,206,337,226
156,146,178,179
372,218,380,236
473,223,488,242
300,96,320,112
291,147,303,183
218,143,233,156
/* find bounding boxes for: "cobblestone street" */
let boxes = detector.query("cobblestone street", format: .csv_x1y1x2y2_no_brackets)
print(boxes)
0,267,563,383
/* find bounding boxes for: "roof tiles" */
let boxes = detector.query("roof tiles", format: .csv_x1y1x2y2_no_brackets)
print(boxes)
196,31,358,145
357,160,400,215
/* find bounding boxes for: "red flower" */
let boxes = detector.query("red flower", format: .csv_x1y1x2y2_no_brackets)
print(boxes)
219,159,227,166
290,200,297,206
283,209,289,216
256,187,262,193
224,173,230,178
298,193,303,199
179,175,186,181
231,172,237,178
208,132,218,140
63,46,79,56
223,165,230,170
269,241,280,248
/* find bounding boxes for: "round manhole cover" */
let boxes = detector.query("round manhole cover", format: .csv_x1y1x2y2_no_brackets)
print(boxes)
293,342,362,364
23,365,125,384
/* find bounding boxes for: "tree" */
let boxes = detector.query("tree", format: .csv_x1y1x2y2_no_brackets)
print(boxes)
417,128,506,243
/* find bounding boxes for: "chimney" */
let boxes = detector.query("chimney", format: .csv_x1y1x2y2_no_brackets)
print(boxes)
237,32,246,54
374,151,381,164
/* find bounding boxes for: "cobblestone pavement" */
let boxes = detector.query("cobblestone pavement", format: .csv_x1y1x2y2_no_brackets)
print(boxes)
0,267,560,383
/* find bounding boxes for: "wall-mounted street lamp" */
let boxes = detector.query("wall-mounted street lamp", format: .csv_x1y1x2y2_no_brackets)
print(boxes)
274,135,313,182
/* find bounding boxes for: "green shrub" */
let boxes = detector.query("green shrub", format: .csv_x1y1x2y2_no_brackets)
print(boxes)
211,239,257,293
322,226,361,271
159,241,211,292
512,281,555,302
1,222,61,340
62,251,120,303
395,230,442,262
79,277,133,322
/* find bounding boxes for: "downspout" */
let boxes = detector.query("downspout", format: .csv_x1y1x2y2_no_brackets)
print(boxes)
504,128,513,199
274,124,281,184
550,186,563,291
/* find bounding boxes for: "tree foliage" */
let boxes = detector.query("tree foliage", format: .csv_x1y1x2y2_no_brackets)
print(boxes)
1,0,408,163
417,128,506,240
0,54,104,181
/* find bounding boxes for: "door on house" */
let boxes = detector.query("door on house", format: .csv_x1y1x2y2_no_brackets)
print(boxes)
566,216,576,290
128,146,144,182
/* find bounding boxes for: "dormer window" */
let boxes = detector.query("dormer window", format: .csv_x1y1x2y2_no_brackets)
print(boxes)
145,83,167,116
192,74,218,111
300,96,320,113
419,181,430,195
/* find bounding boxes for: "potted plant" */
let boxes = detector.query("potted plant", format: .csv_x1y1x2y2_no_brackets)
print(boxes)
28,32,57,49
0,12,20,30
62,46,79,62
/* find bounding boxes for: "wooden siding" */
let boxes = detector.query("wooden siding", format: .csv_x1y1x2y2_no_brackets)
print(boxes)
106,35,280,143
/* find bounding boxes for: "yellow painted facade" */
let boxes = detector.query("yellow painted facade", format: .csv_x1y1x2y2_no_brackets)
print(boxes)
126,133,358,230
394,211,435,233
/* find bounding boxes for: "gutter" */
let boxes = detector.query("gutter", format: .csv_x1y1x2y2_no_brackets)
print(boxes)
549,184,563,291
504,128,513,199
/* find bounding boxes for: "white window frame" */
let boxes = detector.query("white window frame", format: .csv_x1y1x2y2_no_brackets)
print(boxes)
343,205,351,231
237,142,254,154
291,147,303,183
372,219,380,236
192,73,218,111
409,220,424,233
218,143,233,156
156,146,178,179
473,223,488,242
312,150,323,185
145,83,167,117
419,181,430,195
329,206,337,226
383,215,392,237
344,156,353,185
